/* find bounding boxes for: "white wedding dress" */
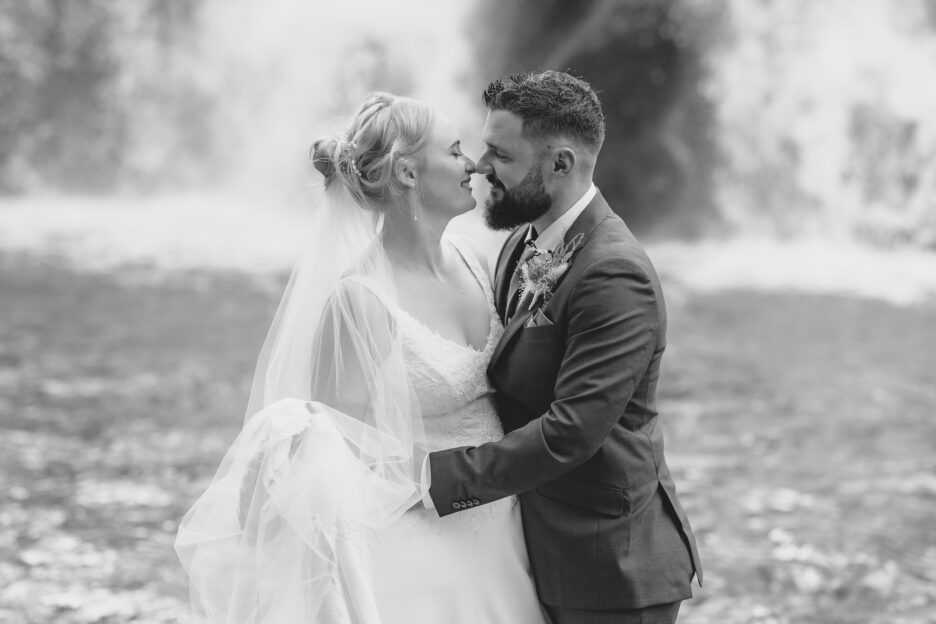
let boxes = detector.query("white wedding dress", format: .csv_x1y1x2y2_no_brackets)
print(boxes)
362,237,546,624
176,237,546,624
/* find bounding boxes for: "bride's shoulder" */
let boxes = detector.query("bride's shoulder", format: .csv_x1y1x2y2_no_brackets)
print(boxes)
335,244,396,307
327,273,398,332
334,273,389,307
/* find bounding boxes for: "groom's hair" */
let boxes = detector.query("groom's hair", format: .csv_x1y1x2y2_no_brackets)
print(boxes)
482,70,605,153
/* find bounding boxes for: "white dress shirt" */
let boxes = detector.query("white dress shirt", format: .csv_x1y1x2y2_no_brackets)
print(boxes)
525,182,597,251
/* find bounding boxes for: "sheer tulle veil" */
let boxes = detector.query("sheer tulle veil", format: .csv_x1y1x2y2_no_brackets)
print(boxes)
174,180,427,623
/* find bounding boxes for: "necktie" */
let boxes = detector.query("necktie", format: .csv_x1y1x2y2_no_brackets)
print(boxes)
506,227,538,322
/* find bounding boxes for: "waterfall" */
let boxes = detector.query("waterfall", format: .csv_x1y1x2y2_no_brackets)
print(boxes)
705,0,936,248
192,0,479,197
4,0,934,302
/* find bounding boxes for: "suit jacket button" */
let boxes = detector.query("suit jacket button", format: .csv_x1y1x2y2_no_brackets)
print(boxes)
451,502,460,510
465,501,474,508
472,499,480,505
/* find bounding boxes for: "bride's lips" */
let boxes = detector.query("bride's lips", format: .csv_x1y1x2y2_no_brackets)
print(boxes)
460,176,472,190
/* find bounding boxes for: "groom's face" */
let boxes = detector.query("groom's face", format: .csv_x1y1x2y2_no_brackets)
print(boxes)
477,110,552,230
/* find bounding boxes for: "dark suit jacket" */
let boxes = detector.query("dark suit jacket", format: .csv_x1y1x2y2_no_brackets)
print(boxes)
428,192,702,610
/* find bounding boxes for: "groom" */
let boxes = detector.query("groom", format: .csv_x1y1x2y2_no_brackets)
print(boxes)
426,71,702,623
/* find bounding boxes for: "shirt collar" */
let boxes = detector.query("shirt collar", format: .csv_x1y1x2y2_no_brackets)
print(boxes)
525,183,597,250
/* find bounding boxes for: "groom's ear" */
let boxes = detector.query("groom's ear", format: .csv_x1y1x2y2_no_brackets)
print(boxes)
551,148,576,176
394,158,418,189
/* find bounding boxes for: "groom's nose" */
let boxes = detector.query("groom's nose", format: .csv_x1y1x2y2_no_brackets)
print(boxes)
475,153,493,175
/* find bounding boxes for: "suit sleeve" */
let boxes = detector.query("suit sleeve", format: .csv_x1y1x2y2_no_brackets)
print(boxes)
428,255,660,516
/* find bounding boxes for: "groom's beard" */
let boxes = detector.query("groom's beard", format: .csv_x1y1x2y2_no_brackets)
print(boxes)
483,161,552,231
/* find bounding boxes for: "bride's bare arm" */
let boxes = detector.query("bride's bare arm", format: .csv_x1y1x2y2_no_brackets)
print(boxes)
310,278,396,421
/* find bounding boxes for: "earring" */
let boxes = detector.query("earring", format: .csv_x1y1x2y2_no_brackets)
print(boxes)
412,204,419,222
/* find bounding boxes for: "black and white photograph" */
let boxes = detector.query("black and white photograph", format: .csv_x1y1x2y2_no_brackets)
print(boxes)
1,1,935,623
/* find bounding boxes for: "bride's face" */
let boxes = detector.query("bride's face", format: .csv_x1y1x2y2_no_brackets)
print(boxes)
416,116,477,218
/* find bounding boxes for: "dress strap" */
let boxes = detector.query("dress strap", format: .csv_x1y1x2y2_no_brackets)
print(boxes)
446,235,495,312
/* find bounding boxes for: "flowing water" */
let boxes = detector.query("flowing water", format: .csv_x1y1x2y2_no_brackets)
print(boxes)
191,0,479,193
2,0,935,302
706,0,936,246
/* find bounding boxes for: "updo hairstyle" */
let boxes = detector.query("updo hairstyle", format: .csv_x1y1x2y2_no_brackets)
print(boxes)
311,92,436,209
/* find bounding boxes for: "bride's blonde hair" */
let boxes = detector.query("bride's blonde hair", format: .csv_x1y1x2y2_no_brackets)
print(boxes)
311,92,435,209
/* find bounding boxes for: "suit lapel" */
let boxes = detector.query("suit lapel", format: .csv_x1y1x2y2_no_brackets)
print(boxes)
493,228,528,323
488,192,613,374
488,299,534,372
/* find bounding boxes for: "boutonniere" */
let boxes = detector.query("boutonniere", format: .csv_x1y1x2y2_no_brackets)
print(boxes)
517,233,585,310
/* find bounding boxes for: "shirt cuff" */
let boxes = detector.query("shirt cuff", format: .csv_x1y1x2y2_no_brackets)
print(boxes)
420,454,435,509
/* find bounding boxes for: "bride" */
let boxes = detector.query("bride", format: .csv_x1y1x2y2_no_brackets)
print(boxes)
175,92,547,624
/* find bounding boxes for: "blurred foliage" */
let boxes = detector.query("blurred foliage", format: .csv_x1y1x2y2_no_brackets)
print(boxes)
472,0,936,248
0,0,216,194
470,0,725,237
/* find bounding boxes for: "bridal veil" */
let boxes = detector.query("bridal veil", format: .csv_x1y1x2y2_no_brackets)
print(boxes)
174,180,427,623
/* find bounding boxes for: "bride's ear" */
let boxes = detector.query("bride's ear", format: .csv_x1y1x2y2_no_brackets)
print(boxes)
394,158,418,190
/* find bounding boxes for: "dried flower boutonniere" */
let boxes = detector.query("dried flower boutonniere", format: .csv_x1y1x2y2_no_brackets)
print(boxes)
517,233,585,310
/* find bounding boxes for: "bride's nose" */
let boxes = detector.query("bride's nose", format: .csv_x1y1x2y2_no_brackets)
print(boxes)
464,157,477,173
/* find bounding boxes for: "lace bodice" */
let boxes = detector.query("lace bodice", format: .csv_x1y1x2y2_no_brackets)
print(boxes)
381,236,517,538
344,236,515,538
393,236,505,450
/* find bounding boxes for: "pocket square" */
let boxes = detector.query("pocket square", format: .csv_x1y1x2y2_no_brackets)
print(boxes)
525,308,555,328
